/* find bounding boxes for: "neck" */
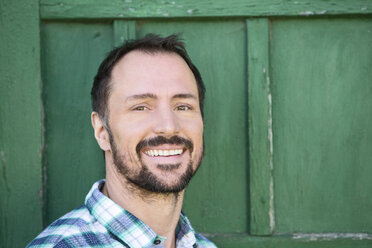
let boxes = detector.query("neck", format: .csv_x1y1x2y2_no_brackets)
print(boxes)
103,159,184,248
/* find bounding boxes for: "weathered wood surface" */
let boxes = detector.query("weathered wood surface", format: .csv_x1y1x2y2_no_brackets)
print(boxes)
247,18,273,236
1,0,368,245
271,17,372,233
41,22,111,224
40,0,372,19
113,20,136,47
0,0,43,247
211,233,372,248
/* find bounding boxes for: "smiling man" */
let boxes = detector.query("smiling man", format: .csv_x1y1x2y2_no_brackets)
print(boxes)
27,35,216,248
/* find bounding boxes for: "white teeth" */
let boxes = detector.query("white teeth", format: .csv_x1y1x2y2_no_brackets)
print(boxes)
145,149,183,157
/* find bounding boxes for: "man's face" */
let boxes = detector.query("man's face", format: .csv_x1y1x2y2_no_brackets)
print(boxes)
106,51,204,193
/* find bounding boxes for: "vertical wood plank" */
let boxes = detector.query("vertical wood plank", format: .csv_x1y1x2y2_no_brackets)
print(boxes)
113,20,136,47
247,18,274,235
272,18,372,233
42,23,112,225
0,0,43,247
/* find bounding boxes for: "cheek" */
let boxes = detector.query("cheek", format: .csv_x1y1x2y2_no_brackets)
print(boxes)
110,117,150,150
182,118,203,144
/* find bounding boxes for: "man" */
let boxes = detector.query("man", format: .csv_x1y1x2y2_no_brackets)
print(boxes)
27,34,217,248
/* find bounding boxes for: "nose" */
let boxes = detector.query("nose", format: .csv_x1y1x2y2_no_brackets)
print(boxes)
153,107,180,136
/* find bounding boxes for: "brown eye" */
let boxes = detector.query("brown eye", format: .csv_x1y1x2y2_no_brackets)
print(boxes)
133,106,146,111
176,105,191,111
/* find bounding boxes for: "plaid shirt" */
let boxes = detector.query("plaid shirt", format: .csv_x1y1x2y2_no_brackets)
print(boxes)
27,180,217,248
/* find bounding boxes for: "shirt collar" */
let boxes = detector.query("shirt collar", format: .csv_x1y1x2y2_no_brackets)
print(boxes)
85,180,197,248
176,212,197,247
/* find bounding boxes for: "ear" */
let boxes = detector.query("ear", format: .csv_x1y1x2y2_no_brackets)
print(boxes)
91,112,111,151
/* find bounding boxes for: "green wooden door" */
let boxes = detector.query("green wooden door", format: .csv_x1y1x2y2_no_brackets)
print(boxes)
1,0,372,247
41,18,249,234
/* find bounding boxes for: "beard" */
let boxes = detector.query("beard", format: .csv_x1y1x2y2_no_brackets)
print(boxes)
109,133,203,194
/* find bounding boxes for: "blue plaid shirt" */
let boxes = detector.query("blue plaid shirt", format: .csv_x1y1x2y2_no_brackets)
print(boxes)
27,180,217,248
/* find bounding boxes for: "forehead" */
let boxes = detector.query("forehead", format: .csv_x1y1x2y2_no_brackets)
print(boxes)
110,51,198,97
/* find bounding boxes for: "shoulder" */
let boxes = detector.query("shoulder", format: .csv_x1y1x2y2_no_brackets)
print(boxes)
194,232,218,248
26,205,101,248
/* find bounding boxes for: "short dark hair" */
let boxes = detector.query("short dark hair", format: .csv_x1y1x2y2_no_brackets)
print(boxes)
91,34,205,124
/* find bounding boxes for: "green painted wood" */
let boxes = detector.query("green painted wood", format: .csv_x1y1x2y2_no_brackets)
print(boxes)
209,234,372,248
113,20,136,47
40,0,372,19
37,10,372,248
0,0,43,247
137,20,249,233
271,17,372,233
247,18,273,236
41,22,112,225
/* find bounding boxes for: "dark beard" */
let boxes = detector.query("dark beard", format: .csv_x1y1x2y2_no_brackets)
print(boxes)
110,134,202,194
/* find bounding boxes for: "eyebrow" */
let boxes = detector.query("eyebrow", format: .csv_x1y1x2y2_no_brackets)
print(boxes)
125,93,157,102
125,93,197,102
172,93,197,100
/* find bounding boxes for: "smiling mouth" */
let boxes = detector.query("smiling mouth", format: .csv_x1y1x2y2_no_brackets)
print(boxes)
144,149,184,157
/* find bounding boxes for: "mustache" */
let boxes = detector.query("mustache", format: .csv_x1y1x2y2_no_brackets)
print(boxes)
136,135,194,155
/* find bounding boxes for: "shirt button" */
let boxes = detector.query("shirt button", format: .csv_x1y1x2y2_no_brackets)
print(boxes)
153,239,161,245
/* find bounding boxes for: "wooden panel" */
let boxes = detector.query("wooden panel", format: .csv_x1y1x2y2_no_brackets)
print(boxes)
271,17,372,233
247,18,273,236
137,20,248,233
0,0,43,247
41,22,112,225
40,0,372,19
113,20,136,47
210,234,372,248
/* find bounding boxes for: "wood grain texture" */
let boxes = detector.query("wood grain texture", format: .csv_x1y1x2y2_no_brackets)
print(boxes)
40,0,372,19
271,17,372,233
210,233,372,248
247,18,273,236
136,20,249,233
41,22,112,224
34,8,372,248
0,0,43,247
113,20,136,47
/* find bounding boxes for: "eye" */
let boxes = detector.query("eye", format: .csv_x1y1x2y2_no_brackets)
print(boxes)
132,106,148,111
176,105,192,111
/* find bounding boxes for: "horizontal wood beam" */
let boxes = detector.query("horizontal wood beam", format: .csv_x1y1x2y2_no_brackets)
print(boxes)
209,233,372,248
40,0,372,19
